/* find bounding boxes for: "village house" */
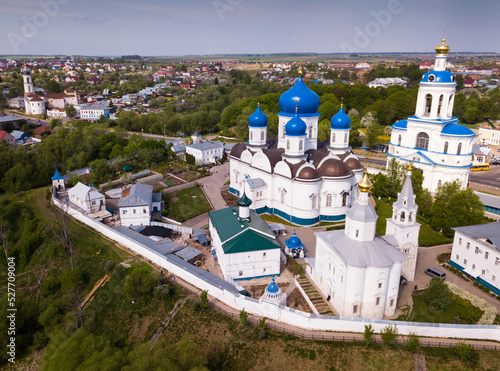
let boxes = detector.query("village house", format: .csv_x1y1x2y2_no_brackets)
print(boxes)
118,183,163,227
0,131,15,146
68,182,106,214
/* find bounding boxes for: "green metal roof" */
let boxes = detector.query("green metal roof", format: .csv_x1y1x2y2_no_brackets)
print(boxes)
222,228,280,254
209,206,280,254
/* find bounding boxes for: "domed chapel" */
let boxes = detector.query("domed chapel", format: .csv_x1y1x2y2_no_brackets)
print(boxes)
229,68,364,225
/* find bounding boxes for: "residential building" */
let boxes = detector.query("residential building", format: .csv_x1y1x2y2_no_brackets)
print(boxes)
68,182,106,213
47,108,67,118
0,131,15,146
8,97,25,109
11,130,29,145
45,91,79,109
477,127,500,146
388,39,476,194
367,77,408,88
80,104,110,121
450,222,500,295
209,192,281,280
118,183,163,227
186,140,224,165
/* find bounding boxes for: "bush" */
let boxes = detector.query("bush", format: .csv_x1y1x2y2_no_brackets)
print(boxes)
380,324,398,346
363,324,374,346
454,341,473,362
239,308,248,325
200,290,208,309
423,277,452,310
124,266,156,303
405,333,421,354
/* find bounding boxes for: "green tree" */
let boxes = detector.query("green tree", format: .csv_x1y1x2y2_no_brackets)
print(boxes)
65,104,77,118
405,332,421,354
380,324,398,346
124,266,156,303
200,290,208,309
239,308,248,326
363,324,374,346
45,80,63,94
430,181,485,237
423,277,452,310
454,341,473,362
89,158,110,185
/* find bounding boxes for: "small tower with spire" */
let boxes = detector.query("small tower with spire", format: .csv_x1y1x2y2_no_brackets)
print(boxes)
385,167,420,281
344,171,378,242
328,99,352,154
237,190,252,222
247,103,268,150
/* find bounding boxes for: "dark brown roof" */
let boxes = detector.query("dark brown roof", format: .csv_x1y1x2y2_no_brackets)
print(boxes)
297,166,319,179
263,148,285,169
229,142,247,158
344,157,364,170
318,158,353,177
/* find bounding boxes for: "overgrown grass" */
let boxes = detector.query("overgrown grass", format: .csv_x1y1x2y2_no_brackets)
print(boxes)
163,184,212,222
409,292,483,324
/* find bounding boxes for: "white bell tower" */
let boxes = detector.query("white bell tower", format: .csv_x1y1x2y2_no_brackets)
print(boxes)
22,67,34,95
385,168,420,281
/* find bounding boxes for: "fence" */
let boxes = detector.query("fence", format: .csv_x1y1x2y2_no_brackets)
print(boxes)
52,194,500,343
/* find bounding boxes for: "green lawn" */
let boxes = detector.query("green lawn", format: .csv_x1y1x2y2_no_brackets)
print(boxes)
164,184,212,222
409,292,483,324
375,199,451,247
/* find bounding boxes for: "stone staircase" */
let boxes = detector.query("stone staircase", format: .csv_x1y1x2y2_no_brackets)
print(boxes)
296,277,334,315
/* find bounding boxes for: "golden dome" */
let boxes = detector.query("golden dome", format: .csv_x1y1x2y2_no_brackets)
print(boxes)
358,171,372,193
435,38,450,56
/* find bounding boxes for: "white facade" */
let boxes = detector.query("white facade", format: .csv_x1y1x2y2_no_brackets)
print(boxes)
230,78,364,226
118,183,163,227
186,140,224,165
388,39,475,194
47,108,67,118
477,127,500,146
23,69,46,116
450,223,500,295
311,172,419,319
68,182,105,213
120,204,151,226
80,105,109,121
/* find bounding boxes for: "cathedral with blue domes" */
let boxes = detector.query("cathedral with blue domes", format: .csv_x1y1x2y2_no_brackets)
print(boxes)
229,71,364,225
388,39,476,194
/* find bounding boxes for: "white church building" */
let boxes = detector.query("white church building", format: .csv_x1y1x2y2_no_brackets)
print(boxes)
310,169,420,319
388,39,475,194
229,73,364,226
22,68,46,116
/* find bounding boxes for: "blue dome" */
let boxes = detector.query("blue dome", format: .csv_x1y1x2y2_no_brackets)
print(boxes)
441,123,475,137
330,106,351,129
421,70,455,84
392,119,408,130
279,76,320,115
266,278,280,294
285,111,307,136
286,232,304,248
248,105,268,127
52,168,64,181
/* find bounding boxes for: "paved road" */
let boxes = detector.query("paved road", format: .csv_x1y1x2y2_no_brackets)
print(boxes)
470,164,500,189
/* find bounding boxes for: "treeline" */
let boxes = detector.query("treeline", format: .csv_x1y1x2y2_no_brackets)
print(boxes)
371,159,488,237
0,124,173,194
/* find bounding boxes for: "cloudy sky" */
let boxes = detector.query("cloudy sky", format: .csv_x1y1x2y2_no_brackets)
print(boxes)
1,0,499,56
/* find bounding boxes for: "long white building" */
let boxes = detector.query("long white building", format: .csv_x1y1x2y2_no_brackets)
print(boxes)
388,39,475,194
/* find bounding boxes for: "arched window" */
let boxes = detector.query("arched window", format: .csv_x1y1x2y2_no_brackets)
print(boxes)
437,180,442,188
281,125,285,138
415,132,429,150
342,192,349,206
308,126,313,139
344,133,348,143
398,135,402,146
261,131,264,140
444,141,448,154
425,94,432,115
409,212,413,222
250,131,253,140
280,189,286,204
286,140,290,150
331,132,336,143
457,142,462,155
448,94,454,115
299,140,303,151
437,94,444,116
311,194,317,209
326,194,332,207
400,211,405,222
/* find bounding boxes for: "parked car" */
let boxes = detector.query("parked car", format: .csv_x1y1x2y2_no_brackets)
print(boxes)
425,267,446,280
491,160,500,165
